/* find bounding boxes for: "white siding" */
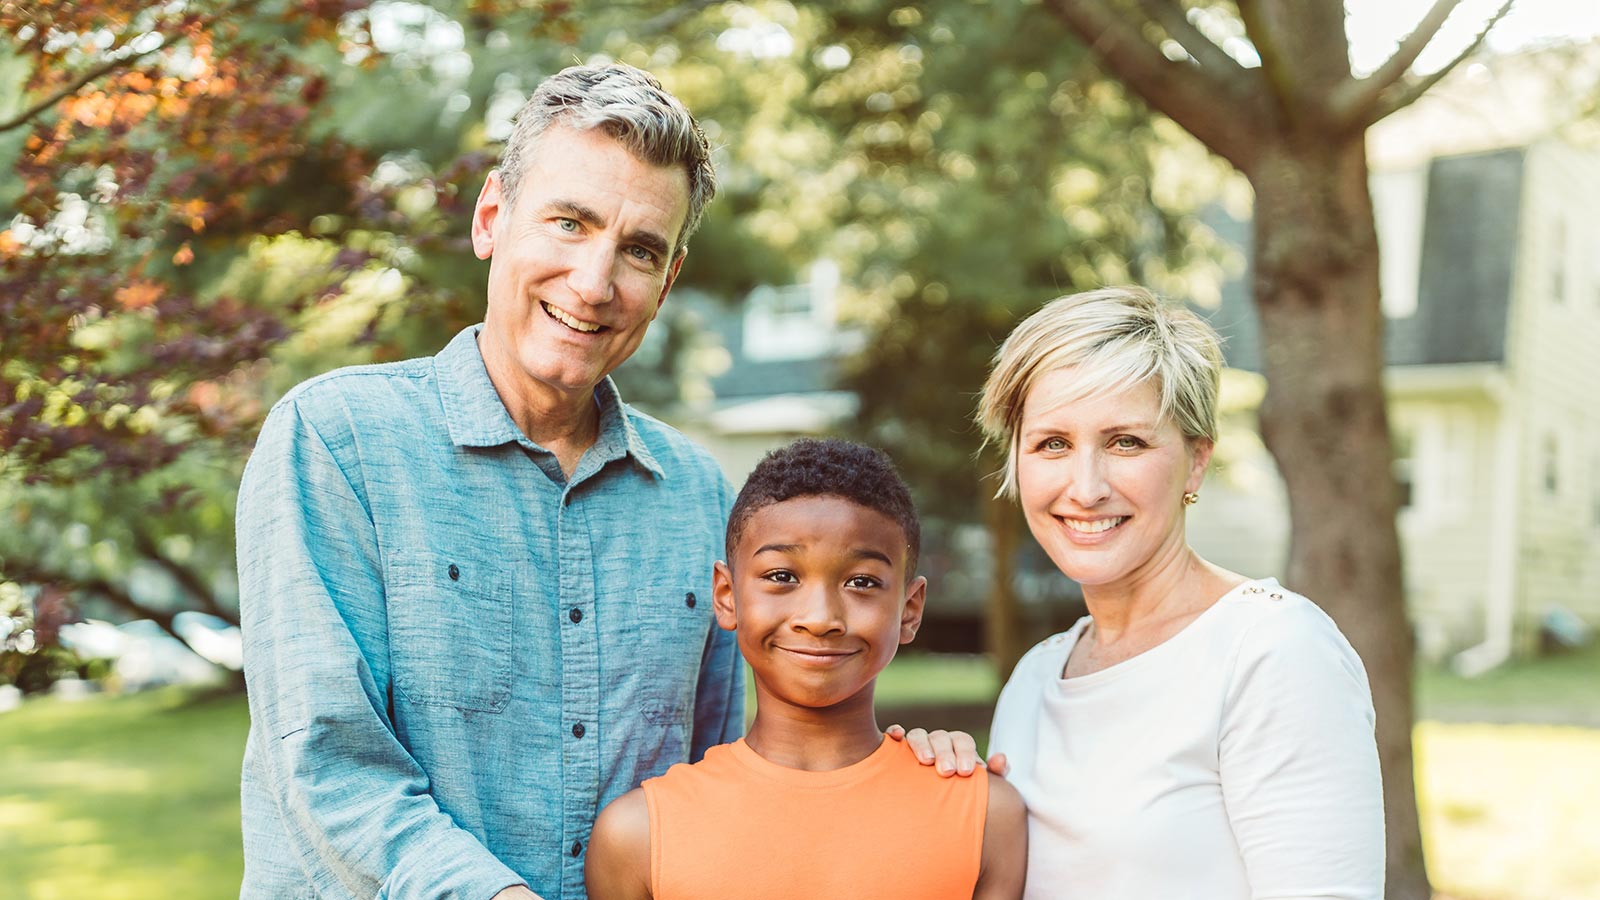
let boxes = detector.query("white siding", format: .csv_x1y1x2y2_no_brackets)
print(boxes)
1506,140,1600,649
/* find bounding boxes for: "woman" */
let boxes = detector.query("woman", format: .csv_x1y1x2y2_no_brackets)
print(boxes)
979,287,1383,899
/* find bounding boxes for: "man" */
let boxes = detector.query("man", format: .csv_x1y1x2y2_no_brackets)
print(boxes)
237,63,976,900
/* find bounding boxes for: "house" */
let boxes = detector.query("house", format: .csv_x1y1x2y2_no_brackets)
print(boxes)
1190,40,1600,667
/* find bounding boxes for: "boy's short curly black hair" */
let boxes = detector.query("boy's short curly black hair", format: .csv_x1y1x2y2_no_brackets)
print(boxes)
725,438,921,576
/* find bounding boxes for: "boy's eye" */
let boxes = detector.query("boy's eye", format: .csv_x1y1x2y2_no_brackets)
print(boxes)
761,570,798,584
845,575,883,590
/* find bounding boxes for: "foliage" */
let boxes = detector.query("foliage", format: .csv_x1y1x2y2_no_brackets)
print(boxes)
785,2,1227,519
0,1,813,676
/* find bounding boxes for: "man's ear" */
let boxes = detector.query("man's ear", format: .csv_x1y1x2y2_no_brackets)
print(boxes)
712,560,738,632
899,575,928,645
656,251,686,311
471,170,506,261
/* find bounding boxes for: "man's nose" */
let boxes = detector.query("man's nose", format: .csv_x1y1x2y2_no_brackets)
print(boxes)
566,241,616,306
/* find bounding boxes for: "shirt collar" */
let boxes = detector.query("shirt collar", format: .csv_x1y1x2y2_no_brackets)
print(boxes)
434,324,664,479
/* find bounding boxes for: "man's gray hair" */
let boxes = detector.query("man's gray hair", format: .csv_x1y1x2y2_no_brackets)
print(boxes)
499,62,716,259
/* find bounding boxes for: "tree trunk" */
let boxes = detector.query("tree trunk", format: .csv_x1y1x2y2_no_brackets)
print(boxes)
985,487,1027,682
1246,136,1428,900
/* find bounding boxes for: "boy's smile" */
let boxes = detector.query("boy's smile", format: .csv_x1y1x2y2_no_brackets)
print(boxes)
713,495,926,715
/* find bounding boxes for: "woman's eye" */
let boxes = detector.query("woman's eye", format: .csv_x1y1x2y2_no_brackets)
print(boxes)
1113,436,1145,450
1041,437,1068,452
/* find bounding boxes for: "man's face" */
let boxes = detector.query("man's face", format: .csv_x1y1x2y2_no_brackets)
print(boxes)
471,125,690,406
712,496,926,714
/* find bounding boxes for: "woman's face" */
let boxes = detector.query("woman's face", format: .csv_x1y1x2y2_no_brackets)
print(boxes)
1014,367,1212,592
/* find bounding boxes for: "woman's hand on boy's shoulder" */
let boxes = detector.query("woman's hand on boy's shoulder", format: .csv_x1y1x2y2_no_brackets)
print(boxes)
887,725,1006,777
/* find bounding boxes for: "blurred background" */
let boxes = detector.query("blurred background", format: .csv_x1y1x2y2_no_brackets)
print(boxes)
3,0,1599,897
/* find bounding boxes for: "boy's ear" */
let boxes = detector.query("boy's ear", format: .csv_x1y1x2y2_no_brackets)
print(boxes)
711,561,738,632
898,575,927,645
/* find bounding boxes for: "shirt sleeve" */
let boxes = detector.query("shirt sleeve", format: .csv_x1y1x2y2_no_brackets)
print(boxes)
688,474,745,759
1217,603,1386,900
238,398,528,900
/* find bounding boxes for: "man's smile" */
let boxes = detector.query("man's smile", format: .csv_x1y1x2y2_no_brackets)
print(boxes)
542,300,607,334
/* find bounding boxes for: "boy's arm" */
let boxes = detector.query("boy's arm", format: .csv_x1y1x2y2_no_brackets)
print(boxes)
585,788,654,900
974,772,1028,900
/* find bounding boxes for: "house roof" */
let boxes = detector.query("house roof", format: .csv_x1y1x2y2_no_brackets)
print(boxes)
1200,147,1524,372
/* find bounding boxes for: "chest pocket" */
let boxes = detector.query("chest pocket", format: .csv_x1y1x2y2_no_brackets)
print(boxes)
632,576,714,731
386,554,516,713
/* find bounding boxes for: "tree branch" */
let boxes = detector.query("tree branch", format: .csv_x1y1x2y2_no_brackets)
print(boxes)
1042,0,1266,170
1137,0,1253,90
1,559,201,657
0,0,263,135
1234,0,1298,119
131,529,238,625
1328,0,1463,129
1367,0,1514,125
0,40,169,134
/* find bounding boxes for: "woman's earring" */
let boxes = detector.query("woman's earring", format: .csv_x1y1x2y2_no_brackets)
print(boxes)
1182,491,1199,506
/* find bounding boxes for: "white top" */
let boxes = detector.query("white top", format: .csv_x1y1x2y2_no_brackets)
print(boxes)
989,578,1384,900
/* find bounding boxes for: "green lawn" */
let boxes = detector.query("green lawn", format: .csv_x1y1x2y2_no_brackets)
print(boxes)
0,687,248,899
4,650,1598,900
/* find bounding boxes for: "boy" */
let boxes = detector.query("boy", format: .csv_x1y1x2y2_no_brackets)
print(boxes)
585,439,1028,899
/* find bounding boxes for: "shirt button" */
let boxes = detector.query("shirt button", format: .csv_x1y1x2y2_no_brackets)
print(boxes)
447,563,459,581
570,840,582,857
569,607,583,624
685,591,696,609
572,722,585,738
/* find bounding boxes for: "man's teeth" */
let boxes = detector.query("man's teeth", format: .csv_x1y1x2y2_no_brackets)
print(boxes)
543,302,602,333
1064,517,1127,534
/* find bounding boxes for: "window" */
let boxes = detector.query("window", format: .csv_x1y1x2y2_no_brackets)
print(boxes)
1392,426,1415,510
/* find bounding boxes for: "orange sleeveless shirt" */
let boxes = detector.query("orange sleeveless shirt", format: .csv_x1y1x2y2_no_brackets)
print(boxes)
641,736,988,899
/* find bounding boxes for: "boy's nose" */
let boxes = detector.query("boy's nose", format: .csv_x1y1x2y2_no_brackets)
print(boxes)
790,587,846,635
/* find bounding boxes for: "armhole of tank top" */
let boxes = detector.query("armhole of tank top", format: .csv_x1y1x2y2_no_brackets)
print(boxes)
643,780,663,899
972,769,992,885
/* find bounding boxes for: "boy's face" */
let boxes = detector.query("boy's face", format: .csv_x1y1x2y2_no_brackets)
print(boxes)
713,495,927,712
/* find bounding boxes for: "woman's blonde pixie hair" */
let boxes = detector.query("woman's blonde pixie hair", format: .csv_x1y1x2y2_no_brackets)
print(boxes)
976,286,1225,498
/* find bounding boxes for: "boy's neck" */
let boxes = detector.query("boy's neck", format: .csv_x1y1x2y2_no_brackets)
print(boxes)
743,685,884,772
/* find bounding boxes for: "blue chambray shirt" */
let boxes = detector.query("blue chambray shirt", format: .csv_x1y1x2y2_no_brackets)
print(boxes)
237,324,743,900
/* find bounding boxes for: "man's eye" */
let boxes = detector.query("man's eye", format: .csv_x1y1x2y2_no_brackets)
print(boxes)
627,245,657,263
556,218,579,233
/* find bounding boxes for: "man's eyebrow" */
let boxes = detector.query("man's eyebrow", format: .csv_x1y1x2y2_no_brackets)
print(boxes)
548,199,671,259
624,227,671,260
549,199,604,227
